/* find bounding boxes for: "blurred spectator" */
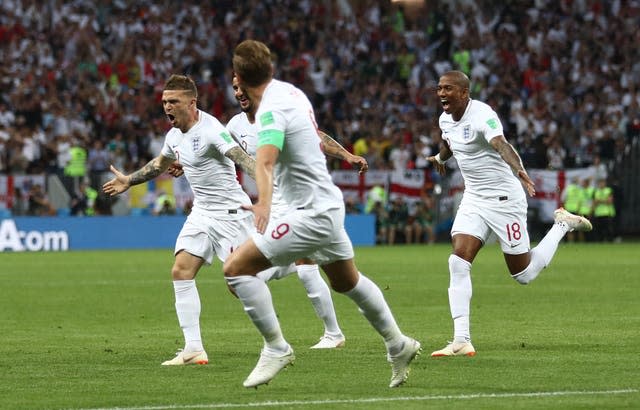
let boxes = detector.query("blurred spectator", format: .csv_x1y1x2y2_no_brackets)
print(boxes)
345,196,361,214
93,192,114,216
370,200,389,245
546,138,566,170
387,196,412,245
365,185,388,214
389,140,412,172
578,177,595,242
518,133,544,169
87,140,110,189
560,176,582,242
7,136,29,173
411,199,435,244
70,181,97,216
0,124,8,173
592,178,616,242
63,138,88,193
588,154,608,183
153,190,176,216
0,102,15,128
27,184,56,216
55,135,72,176
413,136,433,169
148,132,166,157
11,187,28,216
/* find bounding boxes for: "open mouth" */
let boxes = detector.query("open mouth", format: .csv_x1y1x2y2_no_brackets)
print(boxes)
238,96,250,109
441,99,450,111
167,113,176,126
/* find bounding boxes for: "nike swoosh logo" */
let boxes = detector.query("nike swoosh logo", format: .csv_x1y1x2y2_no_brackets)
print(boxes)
182,352,202,361
509,243,519,248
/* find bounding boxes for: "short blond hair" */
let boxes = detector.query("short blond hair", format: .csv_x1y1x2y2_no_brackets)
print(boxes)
163,74,198,98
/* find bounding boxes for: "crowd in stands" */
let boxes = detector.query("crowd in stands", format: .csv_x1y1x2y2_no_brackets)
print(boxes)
0,0,638,236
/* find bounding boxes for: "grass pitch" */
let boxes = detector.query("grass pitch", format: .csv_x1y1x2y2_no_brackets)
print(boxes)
1,243,638,409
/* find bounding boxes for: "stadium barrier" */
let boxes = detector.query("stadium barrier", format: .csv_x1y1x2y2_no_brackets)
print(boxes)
0,214,375,252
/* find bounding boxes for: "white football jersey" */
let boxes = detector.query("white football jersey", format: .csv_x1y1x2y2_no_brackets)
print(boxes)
161,109,251,218
254,79,343,210
439,99,525,202
226,112,287,212
226,112,257,156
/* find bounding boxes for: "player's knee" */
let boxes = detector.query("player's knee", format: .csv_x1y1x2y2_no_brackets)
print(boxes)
171,264,194,280
222,258,237,277
329,276,357,293
512,267,532,285
448,254,471,276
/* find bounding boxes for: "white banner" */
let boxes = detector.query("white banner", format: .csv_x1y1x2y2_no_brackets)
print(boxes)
527,168,593,222
331,170,390,202
389,169,425,205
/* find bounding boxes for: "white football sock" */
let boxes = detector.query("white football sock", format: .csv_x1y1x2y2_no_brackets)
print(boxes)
448,254,472,343
225,275,289,355
343,272,405,355
173,280,204,352
512,223,566,285
256,263,296,281
296,264,343,337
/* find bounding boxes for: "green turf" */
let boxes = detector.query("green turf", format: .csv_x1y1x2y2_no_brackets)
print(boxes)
1,243,638,409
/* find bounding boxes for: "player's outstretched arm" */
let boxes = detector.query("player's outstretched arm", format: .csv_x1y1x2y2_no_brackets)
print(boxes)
226,146,256,180
103,155,174,196
490,135,536,197
318,130,369,174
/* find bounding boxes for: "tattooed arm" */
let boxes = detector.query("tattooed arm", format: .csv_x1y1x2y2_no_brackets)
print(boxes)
490,135,536,197
225,146,256,180
102,155,174,196
318,130,369,174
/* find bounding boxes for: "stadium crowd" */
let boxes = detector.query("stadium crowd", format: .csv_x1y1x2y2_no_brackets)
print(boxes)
0,0,638,234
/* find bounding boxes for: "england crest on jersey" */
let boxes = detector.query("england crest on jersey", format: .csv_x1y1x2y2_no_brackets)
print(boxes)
463,126,471,141
191,136,201,152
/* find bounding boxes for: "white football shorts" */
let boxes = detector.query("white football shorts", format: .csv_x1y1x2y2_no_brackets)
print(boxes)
175,209,254,265
253,205,354,267
451,195,530,255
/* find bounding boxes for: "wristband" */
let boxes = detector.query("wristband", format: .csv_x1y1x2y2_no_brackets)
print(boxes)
434,153,447,165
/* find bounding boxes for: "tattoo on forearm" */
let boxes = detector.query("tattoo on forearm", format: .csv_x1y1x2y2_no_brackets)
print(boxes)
496,141,525,173
129,160,163,185
227,147,256,179
319,131,348,159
